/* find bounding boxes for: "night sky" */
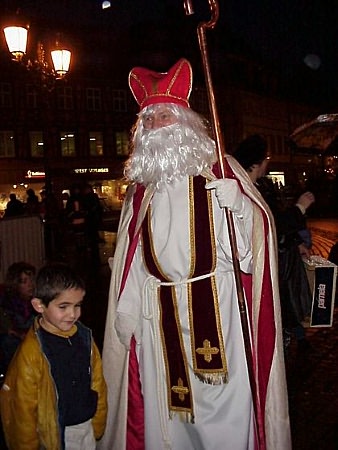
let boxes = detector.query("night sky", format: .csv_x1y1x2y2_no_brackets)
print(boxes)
3,0,338,107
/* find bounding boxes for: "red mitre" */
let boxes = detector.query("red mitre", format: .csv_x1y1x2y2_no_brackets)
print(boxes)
128,58,193,110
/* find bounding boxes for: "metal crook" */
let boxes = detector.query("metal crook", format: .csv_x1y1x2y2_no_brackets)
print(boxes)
184,0,219,30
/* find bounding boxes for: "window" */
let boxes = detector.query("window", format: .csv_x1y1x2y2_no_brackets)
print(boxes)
60,131,76,157
30,131,44,157
0,83,12,108
0,131,15,157
26,84,38,109
86,88,102,111
115,131,129,156
112,89,127,112
57,86,73,110
89,131,103,156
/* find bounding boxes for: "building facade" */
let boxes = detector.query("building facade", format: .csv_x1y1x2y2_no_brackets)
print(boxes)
0,59,138,213
0,47,331,215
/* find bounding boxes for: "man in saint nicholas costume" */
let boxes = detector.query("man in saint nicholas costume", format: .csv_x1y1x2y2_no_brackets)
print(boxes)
98,58,291,450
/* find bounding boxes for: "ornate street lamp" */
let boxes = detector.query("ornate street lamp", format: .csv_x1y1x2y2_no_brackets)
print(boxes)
51,46,71,78
3,24,71,82
3,21,72,195
3,25,28,61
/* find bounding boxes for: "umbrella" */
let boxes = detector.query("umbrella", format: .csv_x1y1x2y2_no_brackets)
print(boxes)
290,113,338,155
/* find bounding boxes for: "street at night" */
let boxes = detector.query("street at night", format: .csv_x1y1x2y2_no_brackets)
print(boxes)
1,1,338,449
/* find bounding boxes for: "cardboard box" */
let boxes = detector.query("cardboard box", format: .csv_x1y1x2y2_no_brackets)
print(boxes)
303,255,337,327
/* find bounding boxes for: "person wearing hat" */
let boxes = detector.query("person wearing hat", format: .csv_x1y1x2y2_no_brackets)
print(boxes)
100,59,290,450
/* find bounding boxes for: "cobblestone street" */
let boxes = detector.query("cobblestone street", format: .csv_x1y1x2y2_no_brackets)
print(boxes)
308,218,338,260
286,308,338,449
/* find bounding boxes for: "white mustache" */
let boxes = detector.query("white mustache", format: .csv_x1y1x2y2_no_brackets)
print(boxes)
125,124,216,190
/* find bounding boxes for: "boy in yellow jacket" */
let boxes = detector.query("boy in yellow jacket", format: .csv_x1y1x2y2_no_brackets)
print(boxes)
0,263,107,450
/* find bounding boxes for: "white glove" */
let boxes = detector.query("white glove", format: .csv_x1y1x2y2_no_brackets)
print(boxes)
115,313,142,350
205,178,244,215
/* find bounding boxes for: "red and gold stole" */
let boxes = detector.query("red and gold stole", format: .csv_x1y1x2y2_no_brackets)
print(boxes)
141,175,228,420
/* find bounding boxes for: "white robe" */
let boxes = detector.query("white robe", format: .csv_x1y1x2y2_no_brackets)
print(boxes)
98,156,291,450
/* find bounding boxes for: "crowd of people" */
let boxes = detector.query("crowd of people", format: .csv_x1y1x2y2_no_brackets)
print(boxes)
0,57,334,450
65,183,103,260
1,184,104,262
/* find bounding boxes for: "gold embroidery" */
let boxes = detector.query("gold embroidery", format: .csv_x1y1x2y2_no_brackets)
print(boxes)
141,175,229,420
196,339,219,363
189,176,196,277
156,271,193,415
144,206,169,281
207,187,217,271
172,378,190,402
143,177,195,279
187,178,195,365
189,179,228,382
129,59,193,109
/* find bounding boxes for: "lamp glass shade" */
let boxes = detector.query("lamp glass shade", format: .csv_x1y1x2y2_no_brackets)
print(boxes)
4,26,28,58
51,49,71,76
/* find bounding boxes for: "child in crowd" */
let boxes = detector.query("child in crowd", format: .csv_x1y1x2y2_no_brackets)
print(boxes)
0,262,36,375
0,263,107,450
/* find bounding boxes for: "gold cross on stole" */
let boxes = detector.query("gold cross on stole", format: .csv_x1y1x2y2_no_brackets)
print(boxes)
172,378,190,402
196,339,219,363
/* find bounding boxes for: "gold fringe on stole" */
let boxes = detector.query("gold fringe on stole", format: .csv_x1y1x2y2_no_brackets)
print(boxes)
194,372,228,385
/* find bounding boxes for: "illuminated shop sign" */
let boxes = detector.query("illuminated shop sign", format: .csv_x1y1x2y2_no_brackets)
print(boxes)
267,171,285,186
26,170,45,179
73,167,109,174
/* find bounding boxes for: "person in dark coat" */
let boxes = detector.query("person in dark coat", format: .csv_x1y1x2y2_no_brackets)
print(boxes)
232,134,315,352
25,188,40,215
4,194,24,218
40,189,61,260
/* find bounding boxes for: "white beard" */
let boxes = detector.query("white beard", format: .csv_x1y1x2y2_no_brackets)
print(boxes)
124,123,216,190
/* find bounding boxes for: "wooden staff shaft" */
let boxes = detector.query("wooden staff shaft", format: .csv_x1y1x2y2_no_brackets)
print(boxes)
184,0,260,443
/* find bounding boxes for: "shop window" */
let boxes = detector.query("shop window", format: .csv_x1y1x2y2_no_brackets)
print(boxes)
0,131,15,157
57,86,73,110
30,131,44,157
89,131,104,156
0,83,12,108
60,131,76,157
86,87,102,111
115,131,129,156
112,89,127,112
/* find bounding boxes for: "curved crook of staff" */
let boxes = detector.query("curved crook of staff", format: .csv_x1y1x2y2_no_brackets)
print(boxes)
183,0,261,444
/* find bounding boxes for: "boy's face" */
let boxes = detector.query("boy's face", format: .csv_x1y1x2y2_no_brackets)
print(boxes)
32,288,85,333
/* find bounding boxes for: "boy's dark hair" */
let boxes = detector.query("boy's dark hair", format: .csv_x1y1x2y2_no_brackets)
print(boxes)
232,134,268,171
35,263,85,306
